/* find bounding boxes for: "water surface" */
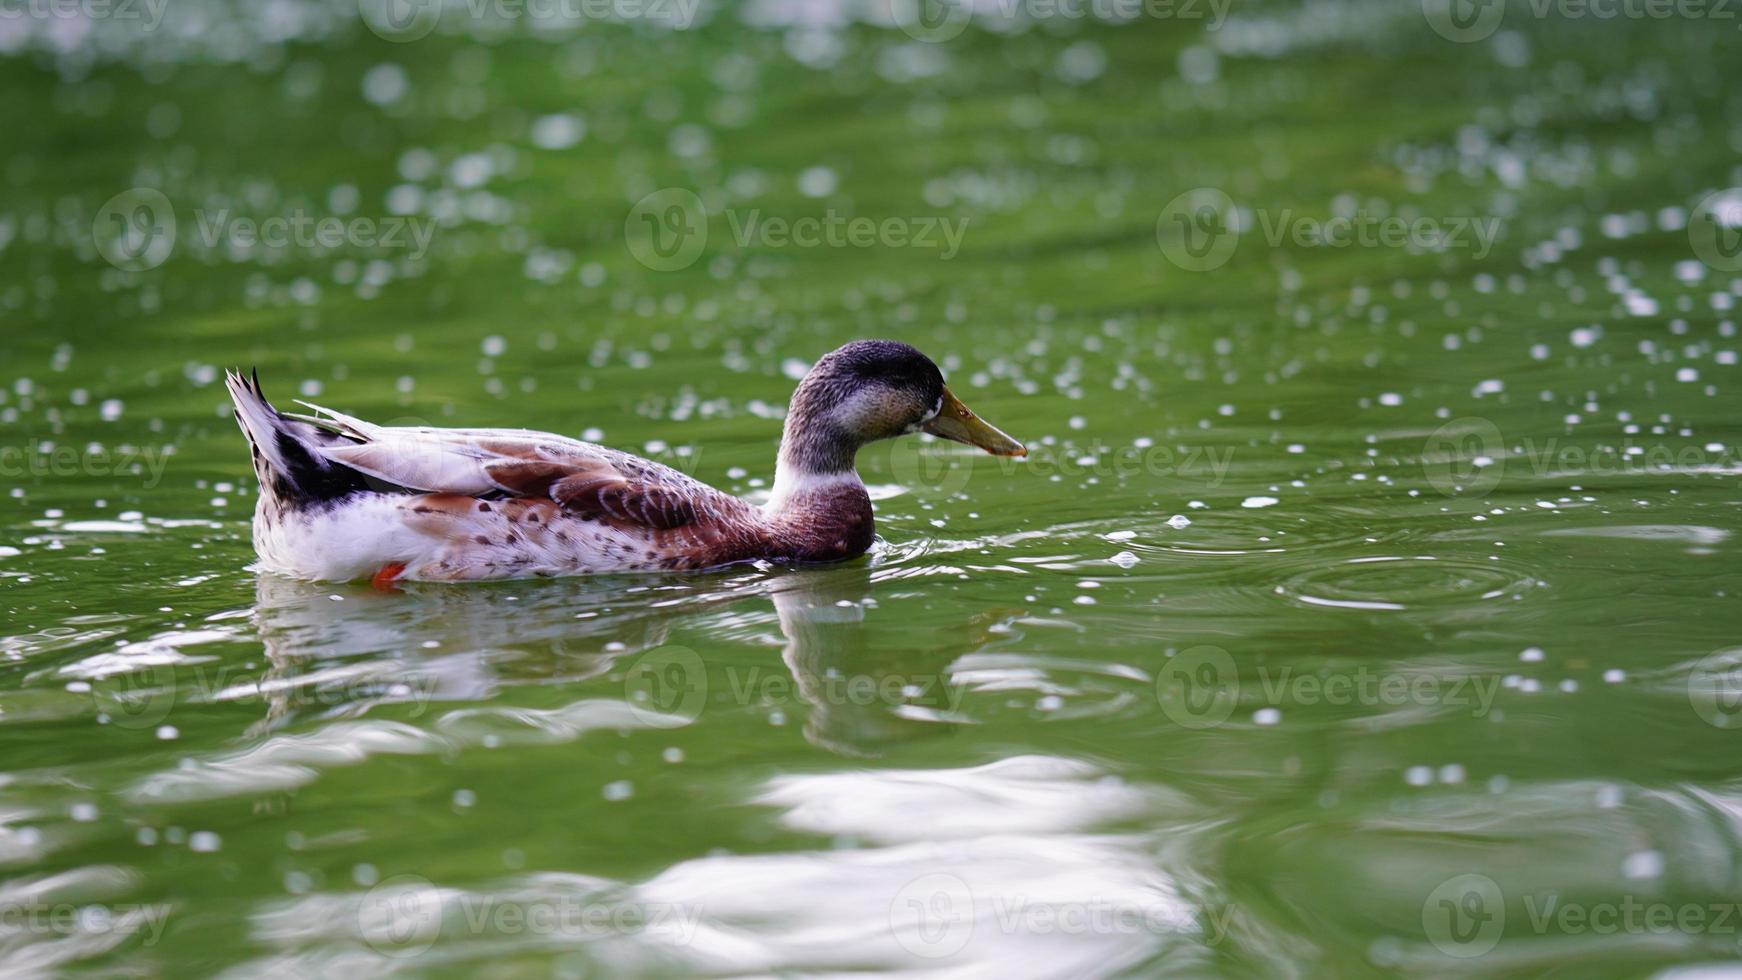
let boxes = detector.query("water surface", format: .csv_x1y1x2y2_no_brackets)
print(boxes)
3,1,1741,975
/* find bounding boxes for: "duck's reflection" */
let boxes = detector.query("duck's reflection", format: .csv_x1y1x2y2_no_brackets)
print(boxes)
249,565,1022,756
769,567,1022,755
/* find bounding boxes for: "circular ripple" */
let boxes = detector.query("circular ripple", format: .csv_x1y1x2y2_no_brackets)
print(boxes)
1276,556,1542,611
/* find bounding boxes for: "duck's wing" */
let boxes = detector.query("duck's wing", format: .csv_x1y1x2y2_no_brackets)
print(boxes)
290,403,718,531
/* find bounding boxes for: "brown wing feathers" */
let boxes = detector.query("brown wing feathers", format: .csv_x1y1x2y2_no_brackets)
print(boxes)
301,408,711,533
479,457,700,530
550,473,698,530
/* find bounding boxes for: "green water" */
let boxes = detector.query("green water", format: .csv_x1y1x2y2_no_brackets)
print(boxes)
3,1,1742,975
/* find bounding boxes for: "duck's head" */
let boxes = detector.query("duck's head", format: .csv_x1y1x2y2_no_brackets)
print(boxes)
778,340,1026,479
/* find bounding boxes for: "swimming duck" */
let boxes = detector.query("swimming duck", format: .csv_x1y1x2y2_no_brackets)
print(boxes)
227,340,1025,584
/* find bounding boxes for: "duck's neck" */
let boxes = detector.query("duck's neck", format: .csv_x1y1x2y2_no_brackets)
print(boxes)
760,375,877,561
766,418,864,516
764,449,875,561
765,381,871,517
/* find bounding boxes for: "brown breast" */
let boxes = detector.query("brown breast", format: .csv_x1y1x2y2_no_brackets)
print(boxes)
681,483,874,568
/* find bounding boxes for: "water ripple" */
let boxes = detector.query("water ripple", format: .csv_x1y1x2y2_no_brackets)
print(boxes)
1275,555,1543,612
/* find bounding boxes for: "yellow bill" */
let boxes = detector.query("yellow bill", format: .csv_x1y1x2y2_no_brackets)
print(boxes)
922,386,1027,457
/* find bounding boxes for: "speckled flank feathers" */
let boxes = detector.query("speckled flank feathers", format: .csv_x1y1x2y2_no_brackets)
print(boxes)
221,341,977,583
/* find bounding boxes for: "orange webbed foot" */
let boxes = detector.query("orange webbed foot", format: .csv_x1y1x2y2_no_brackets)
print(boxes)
371,563,408,592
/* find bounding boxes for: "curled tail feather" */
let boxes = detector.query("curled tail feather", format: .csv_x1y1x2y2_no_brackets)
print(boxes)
225,370,376,504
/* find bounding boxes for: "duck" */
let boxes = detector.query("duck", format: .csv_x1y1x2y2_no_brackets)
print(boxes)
226,340,1026,584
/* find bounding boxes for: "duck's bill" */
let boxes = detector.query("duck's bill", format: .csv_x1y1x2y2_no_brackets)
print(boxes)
922,386,1027,457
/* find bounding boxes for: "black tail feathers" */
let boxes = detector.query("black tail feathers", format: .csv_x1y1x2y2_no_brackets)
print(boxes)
225,369,368,504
